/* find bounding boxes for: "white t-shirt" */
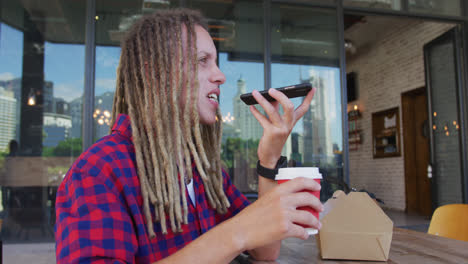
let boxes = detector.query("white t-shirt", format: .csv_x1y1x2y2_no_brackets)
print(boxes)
187,180,196,206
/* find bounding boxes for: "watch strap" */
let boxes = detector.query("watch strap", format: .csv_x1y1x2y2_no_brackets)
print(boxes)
257,156,287,180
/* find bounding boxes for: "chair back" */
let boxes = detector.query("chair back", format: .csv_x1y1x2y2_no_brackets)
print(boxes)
428,204,468,242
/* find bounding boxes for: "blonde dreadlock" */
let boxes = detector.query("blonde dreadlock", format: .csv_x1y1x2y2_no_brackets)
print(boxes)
109,9,230,238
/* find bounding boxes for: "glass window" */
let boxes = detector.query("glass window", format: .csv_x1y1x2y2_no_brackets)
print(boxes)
0,0,86,252
94,0,266,195
426,30,463,205
189,0,265,195
271,4,344,201
291,0,336,4
94,0,179,140
344,0,402,11
408,0,462,16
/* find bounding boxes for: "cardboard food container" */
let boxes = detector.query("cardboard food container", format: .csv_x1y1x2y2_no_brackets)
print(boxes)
316,191,393,261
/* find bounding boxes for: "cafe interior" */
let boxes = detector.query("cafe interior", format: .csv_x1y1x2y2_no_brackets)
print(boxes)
0,0,467,263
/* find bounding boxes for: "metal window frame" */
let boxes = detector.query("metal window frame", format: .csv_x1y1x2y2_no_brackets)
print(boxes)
453,26,467,204
337,0,350,184
83,0,96,151
263,0,350,183
424,28,465,207
264,0,272,91
81,0,468,194
462,0,468,204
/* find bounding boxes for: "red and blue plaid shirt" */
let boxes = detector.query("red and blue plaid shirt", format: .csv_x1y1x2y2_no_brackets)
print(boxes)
55,114,250,264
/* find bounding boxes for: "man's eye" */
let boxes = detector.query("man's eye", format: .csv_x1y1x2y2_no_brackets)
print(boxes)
198,57,208,63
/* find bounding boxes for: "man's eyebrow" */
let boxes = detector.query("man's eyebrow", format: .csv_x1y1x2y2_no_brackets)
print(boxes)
197,51,217,60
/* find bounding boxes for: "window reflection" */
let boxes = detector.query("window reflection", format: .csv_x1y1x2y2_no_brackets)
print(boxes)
219,52,264,192
0,23,22,154
94,0,267,195
271,5,343,201
344,0,402,10
408,0,461,16
93,0,178,140
0,0,85,244
189,0,265,195
344,0,462,16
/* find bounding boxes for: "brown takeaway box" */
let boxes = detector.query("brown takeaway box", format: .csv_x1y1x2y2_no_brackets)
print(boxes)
316,191,393,261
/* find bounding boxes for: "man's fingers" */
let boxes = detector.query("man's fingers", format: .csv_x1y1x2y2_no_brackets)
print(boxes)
249,105,270,128
251,90,282,124
287,222,309,240
288,209,321,230
288,191,323,212
277,177,321,194
267,88,294,124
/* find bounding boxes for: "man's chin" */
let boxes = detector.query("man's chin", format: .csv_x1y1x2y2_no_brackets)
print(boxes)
199,116,217,125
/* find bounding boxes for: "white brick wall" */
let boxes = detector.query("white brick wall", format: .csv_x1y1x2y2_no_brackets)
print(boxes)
346,17,454,210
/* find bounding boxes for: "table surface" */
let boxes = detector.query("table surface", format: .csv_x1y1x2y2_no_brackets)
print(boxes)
235,228,468,264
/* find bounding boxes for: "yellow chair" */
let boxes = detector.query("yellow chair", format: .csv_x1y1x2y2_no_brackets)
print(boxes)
427,204,468,242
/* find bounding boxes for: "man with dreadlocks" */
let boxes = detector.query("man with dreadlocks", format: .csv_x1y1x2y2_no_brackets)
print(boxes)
55,8,322,264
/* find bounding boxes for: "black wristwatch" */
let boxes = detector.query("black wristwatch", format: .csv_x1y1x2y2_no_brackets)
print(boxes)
257,156,288,180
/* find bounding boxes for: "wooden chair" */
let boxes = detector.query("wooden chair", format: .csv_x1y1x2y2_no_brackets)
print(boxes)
428,204,468,242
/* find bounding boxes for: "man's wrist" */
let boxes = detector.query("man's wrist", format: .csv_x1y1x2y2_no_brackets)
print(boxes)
223,216,249,252
259,160,278,169
257,156,287,180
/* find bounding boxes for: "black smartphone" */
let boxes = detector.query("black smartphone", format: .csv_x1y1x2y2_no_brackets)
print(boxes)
239,83,313,105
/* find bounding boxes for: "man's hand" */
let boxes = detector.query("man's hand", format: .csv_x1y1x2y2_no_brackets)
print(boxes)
249,87,316,168
231,177,323,252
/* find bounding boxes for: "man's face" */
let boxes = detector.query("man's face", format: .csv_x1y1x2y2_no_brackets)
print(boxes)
194,25,226,125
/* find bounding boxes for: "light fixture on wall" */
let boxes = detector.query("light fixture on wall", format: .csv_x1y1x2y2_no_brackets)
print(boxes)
348,104,361,119
27,88,36,106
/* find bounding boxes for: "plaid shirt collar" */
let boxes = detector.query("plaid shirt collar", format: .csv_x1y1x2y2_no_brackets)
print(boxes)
111,114,132,140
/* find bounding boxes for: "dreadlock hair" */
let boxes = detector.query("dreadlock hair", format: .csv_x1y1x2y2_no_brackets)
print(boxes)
110,8,230,238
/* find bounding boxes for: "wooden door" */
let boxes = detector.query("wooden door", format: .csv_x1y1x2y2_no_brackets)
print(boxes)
402,88,432,216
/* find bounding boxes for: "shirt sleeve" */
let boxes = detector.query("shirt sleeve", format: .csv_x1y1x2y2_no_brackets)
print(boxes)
55,158,138,264
215,169,251,223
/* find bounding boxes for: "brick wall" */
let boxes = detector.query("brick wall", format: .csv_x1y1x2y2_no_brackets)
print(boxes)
346,17,454,210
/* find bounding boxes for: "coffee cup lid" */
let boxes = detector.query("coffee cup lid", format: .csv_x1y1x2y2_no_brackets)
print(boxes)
275,167,322,180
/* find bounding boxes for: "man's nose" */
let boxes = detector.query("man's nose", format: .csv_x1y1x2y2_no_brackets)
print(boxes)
210,65,226,85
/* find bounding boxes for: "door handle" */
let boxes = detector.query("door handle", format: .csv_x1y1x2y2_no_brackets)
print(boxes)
427,164,432,179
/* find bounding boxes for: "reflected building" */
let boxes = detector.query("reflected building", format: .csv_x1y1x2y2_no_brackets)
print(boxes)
42,81,73,148
55,98,70,115
43,113,72,147
221,121,240,144
302,69,335,166
0,87,17,151
70,97,82,139
0,78,22,143
43,81,54,113
233,77,263,140
289,132,304,165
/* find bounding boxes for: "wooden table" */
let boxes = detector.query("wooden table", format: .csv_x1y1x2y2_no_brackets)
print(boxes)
234,228,468,264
